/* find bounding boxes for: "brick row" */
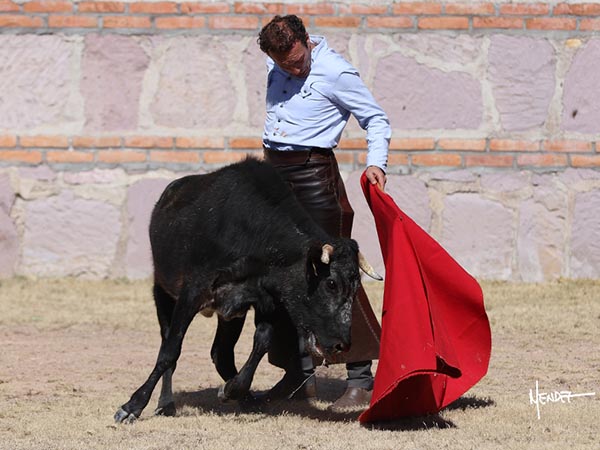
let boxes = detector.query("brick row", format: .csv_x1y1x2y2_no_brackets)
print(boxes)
0,136,598,169
0,2,599,17
0,149,261,165
0,16,589,31
0,136,594,151
0,151,597,169
2,2,600,31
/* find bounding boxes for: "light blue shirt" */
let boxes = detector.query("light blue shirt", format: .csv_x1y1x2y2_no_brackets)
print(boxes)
263,36,391,171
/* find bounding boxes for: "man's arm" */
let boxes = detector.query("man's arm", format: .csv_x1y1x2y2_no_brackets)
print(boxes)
331,71,391,187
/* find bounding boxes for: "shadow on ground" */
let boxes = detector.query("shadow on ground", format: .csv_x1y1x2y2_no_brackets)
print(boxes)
171,379,495,431
364,395,496,431
173,377,360,422
445,395,495,411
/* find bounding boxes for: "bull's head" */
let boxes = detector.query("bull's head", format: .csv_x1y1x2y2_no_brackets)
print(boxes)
293,238,381,360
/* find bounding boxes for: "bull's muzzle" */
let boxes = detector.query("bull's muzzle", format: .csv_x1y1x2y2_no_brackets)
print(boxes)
306,330,352,360
333,341,349,354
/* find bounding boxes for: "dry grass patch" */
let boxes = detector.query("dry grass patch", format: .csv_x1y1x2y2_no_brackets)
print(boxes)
0,278,598,449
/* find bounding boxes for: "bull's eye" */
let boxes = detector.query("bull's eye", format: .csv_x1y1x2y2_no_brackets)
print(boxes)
325,279,337,291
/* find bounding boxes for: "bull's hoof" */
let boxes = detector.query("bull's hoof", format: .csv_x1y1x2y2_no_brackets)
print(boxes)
114,407,138,424
154,402,176,417
218,382,251,403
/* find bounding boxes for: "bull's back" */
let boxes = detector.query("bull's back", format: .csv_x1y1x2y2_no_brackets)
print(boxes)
153,159,285,214
149,159,317,292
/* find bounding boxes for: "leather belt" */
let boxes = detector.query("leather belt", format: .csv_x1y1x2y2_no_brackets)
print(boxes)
263,146,333,165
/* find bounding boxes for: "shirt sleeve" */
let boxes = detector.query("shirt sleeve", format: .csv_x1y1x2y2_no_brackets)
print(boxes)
330,72,391,171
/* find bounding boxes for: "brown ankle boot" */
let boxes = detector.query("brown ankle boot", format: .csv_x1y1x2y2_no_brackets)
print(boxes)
328,386,372,411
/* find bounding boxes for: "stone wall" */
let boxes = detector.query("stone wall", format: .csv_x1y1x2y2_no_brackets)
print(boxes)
1,1,600,280
2,165,599,281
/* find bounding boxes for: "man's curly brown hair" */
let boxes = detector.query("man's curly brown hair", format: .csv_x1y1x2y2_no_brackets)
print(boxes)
257,15,308,55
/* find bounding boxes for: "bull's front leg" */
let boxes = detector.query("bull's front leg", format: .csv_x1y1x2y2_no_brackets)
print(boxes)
211,315,246,382
218,321,273,402
114,286,201,423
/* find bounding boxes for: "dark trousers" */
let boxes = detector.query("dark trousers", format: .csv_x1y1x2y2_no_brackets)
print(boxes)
263,148,377,390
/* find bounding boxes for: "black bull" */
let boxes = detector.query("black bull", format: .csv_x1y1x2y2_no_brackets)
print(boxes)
114,159,380,423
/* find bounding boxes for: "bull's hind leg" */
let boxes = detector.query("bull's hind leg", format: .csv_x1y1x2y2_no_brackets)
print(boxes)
211,315,246,382
115,283,202,423
218,321,273,402
153,284,177,417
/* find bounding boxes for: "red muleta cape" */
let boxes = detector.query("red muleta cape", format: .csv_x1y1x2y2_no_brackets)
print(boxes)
358,173,492,423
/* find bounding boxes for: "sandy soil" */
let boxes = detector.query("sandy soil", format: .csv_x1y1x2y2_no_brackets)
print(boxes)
0,278,598,449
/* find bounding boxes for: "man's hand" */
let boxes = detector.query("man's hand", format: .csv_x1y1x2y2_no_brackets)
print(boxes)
365,166,387,191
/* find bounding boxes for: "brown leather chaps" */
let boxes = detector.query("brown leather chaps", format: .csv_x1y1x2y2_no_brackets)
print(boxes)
263,148,381,368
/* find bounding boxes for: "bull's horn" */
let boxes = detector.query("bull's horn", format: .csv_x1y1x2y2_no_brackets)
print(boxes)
321,244,334,264
358,252,383,280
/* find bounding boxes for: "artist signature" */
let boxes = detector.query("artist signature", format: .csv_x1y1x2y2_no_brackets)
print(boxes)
529,380,596,419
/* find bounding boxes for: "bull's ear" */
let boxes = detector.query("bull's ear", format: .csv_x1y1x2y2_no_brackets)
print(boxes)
306,242,321,278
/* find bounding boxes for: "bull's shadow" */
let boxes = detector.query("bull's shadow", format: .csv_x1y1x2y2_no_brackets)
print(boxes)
171,380,493,430
172,377,360,423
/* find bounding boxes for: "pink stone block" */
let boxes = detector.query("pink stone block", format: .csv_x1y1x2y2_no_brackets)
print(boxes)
489,35,555,131
150,36,237,129
570,190,600,278
125,178,173,279
21,190,120,277
18,166,56,182
480,172,530,192
518,196,566,282
0,173,13,213
0,35,74,130
375,53,482,130
82,34,150,132
441,193,514,279
562,38,600,133
63,168,123,185
0,209,18,277
0,173,18,276
244,39,268,129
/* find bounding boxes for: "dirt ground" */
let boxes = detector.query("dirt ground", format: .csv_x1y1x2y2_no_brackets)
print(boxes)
0,278,598,450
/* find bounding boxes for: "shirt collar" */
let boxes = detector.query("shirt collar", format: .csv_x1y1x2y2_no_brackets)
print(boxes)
309,35,326,63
